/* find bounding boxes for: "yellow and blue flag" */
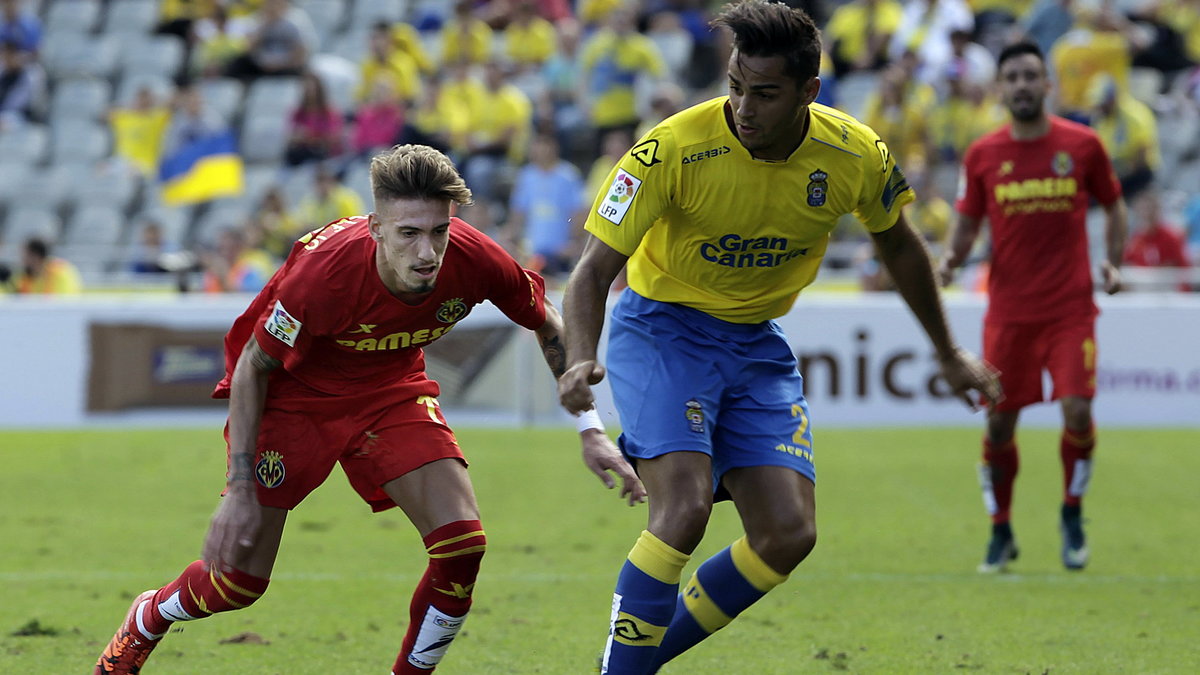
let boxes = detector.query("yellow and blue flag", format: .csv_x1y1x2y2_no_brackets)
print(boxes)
158,130,244,206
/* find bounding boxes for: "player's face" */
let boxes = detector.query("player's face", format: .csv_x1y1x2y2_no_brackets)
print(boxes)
370,197,452,299
726,50,819,161
997,53,1049,122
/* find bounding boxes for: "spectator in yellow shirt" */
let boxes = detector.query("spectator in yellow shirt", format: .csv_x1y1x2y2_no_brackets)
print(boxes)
825,0,903,77
1050,4,1130,121
392,20,434,75
1087,73,1159,200
862,53,935,166
291,165,365,233
441,0,493,66
580,6,664,137
357,21,421,104
15,237,83,294
109,84,172,178
504,0,556,70
462,60,533,207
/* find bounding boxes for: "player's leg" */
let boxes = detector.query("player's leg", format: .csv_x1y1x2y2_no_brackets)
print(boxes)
977,320,1042,573
600,451,711,675
647,336,815,673
649,466,814,673
381,457,484,674
599,291,725,674
1048,317,1099,570
94,502,286,675
94,408,331,674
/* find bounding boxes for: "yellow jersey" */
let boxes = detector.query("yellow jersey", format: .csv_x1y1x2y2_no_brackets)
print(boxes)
585,98,914,323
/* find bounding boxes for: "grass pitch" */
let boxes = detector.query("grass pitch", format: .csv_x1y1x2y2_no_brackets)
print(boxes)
2,426,1198,674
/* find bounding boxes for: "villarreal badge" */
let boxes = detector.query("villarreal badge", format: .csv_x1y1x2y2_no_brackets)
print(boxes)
1052,151,1073,177
436,297,467,323
255,451,286,488
807,170,828,207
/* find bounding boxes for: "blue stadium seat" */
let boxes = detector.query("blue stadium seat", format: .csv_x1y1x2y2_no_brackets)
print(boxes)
190,199,252,247
49,78,112,124
243,76,304,121
198,77,244,125
118,35,185,81
45,0,102,35
0,124,49,166
42,33,120,80
101,0,160,38
76,163,139,214
2,206,63,245
239,115,291,164
348,0,407,31
64,204,125,246
50,120,110,164
298,0,348,51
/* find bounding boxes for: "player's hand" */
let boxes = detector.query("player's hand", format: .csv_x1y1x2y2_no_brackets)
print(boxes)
202,484,262,573
936,258,956,287
580,429,646,506
559,360,606,414
937,347,1003,412
1101,261,1121,295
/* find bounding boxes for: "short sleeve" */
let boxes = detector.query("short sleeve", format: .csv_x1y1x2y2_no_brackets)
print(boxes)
853,131,915,233
476,234,548,330
583,125,678,256
250,266,341,372
1084,133,1122,206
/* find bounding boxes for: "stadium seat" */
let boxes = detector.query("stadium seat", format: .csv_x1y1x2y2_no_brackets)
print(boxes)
119,35,186,81
241,164,282,209
243,76,304,121
76,163,140,214
0,124,49,165
44,0,102,34
49,78,112,124
311,53,360,114
198,77,245,125
2,206,63,245
329,28,370,64
42,33,120,80
343,158,372,206
63,204,125,246
835,71,880,120
7,164,78,212
101,0,160,37
50,120,111,165
1128,67,1163,108
281,162,318,206
113,73,174,108
0,161,31,207
240,115,291,164
130,206,190,246
348,0,407,32
190,199,252,246
297,0,348,50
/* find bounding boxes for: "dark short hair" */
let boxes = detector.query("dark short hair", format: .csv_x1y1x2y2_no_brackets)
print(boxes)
997,41,1044,71
711,0,822,84
25,237,49,259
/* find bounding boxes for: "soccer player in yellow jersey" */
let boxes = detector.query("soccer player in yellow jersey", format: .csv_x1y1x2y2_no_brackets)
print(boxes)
557,2,1002,673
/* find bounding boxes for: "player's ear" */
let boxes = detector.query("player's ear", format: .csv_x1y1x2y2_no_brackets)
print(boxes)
802,76,821,106
368,212,382,241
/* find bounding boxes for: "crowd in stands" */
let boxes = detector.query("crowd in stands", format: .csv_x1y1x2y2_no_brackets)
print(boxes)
0,0,1198,297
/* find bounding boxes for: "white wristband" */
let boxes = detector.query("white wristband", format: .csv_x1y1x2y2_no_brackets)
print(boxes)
575,407,605,433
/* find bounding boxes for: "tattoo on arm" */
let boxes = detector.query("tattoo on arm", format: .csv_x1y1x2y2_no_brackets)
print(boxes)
539,333,566,379
230,452,255,482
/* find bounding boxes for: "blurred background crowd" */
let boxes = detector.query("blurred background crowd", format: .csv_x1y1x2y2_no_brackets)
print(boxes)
0,0,1197,295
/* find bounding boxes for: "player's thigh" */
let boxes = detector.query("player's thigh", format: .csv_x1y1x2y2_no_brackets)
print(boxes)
606,296,724,459
711,328,815,488
340,394,470,517
723,465,816,572
984,321,1046,411
381,458,479,538
1045,317,1097,400
235,407,348,510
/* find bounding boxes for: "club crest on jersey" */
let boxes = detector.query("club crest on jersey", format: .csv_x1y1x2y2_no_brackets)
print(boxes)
436,297,468,323
264,301,301,347
255,451,286,488
685,399,705,433
598,170,642,225
807,170,829,207
1053,151,1073,177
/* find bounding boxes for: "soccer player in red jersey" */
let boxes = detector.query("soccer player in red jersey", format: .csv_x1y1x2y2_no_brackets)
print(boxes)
93,145,645,675
939,42,1127,573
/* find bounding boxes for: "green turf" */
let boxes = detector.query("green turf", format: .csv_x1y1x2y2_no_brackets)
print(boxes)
2,427,1198,674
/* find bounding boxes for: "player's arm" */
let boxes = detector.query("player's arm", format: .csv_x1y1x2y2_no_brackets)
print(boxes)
202,336,280,571
871,215,1002,409
559,235,628,414
1099,197,1127,294
557,237,645,504
937,212,984,287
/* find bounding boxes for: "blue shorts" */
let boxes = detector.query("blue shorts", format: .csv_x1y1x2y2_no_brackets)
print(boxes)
607,290,816,496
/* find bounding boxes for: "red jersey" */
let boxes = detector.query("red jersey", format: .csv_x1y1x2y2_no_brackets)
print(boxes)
213,216,547,400
957,116,1121,323
1123,224,1190,267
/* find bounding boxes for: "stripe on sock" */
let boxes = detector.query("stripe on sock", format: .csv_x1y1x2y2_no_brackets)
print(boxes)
730,537,787,591
627,530,690,585
680,577,733,633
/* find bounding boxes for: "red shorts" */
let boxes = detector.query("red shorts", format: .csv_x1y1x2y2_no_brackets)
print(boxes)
225,392,463,512
984,316,1097,412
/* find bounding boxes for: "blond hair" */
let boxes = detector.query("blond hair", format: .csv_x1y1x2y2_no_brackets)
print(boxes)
369,144,473,205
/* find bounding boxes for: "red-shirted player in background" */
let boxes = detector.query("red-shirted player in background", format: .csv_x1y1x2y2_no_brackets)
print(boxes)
94,145,645,675
939,42,1127,573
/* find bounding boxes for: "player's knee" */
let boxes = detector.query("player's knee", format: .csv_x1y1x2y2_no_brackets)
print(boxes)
761,517,817,572
650,498,712,552
1061,398,1092,430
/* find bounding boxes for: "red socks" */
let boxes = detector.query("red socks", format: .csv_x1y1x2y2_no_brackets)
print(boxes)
138,560,269,639
394,520,487,673
1060,425,1095,507
982,439,1020,524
